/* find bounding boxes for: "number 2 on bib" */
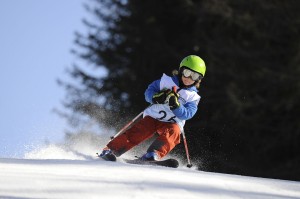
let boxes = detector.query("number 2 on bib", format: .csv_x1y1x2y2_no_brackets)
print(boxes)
156,110,176,123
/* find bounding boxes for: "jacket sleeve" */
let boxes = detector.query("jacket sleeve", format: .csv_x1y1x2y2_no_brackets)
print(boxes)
171,100,198,120
144,79,161,104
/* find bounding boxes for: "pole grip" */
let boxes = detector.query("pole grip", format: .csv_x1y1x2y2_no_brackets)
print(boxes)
172,86,177,93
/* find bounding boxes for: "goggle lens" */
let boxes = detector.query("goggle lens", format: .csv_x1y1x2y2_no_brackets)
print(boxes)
182,69,203,81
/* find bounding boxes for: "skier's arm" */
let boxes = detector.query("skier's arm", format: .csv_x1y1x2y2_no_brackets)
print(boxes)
144,79,161,103
171,100,198,120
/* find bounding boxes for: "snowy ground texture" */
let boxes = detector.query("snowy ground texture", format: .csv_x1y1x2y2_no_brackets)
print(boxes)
1,134,300,199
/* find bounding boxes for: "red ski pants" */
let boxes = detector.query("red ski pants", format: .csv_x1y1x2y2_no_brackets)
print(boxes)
107,116,181,159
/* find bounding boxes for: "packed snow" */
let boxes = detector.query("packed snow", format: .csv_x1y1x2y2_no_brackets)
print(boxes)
1,133,300,199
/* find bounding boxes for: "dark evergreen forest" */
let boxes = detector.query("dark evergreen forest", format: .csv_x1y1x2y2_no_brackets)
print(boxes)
61,0,300,181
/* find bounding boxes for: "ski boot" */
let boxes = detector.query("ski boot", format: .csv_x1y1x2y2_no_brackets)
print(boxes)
140,151,159,161
98,147,117,161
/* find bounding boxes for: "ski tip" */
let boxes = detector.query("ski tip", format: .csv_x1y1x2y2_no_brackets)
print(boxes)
164,158,179,168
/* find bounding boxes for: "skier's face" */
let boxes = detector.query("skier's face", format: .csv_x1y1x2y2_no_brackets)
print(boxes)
181,75,195,86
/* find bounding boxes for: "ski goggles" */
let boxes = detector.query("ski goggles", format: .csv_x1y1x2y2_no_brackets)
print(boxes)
182,68,203,81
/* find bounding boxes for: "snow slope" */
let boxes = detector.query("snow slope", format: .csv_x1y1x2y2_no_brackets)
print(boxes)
1,156,300,198
1,134,300,199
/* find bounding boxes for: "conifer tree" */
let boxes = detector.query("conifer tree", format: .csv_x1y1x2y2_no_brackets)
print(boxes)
62,0,300,180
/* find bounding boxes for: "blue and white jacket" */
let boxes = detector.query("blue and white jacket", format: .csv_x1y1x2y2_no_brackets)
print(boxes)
143,74,201,131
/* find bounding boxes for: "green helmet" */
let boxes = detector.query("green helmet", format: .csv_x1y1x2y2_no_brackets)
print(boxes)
179,55,206,77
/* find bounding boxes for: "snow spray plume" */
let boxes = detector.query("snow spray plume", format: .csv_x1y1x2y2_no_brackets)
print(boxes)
24,131,112,160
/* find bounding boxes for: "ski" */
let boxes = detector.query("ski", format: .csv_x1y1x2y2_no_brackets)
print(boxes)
123,158,179,168
97,153,179,168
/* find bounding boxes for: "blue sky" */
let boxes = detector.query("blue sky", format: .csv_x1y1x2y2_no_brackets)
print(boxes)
0,1,88,157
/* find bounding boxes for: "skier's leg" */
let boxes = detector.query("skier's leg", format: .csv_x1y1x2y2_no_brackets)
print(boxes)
107,116,157,156
147,122,181,159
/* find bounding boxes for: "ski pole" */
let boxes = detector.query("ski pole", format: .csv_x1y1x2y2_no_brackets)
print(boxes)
110,111,144,140
110,104,152,140
170,86,193,167
181,130,193,168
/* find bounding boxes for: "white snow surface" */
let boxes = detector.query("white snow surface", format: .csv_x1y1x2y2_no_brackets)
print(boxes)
1,135,300,199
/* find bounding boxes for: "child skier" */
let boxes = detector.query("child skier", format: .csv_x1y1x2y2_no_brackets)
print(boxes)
99,55,206,161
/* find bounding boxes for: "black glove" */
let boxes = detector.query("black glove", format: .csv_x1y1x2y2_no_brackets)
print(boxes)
152,89,171,104
168,92,180,110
